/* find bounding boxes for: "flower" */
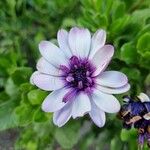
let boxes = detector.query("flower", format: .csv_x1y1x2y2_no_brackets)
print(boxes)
119,93,150,148
30,27,130,127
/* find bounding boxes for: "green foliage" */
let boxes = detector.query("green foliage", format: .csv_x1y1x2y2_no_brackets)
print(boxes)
55,121,80,149
120,129,137,142
137,33,150,56
121,42,138,64
27,89,48,105
0,0,150,149
120,129,137,150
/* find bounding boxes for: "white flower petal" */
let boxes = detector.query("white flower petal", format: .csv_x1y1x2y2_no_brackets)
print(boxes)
68,27,91,58
97,83,130,94
32,73,64,91
92,45,114,76
42,88,69,112
39,41,68,67
30,71,39,85
92,89,120,113
72,92,91,118
89,29,106,59
37,57,60,76
53,101,73,127
57,29,72,58
89,100,106,127
96,71,128,88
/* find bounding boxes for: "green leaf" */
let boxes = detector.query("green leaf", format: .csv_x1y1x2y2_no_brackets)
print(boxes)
130,9,150,26
26,141,38,150
62,18,77,28
14,104,34,126
136,24,150,40
6,0,16,17
33,121,55,138
55,121,80,149
33,108,48,123
79,134,95,150
97,15,108,28
0,56,12,71
120,129,137,142
121,68,141,81
15,128,38,150
139,53,150,70
110,15,130,35
111,0,126,20
11,67,32,85
20,83,34,92
110,136,122,150
137,32,150,56
124,8,150,38
145,73,150,87
0,100,18,131
121,42,138,64
5,78,19,97
0,92,9,104
27,89,48,105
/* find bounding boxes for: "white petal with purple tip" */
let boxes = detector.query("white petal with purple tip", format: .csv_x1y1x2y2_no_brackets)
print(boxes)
68,27,91,58
96,71,128,88
97,83,130,94
42,88,69,112
53,101,73,127
39,41,68,67
92,45,114,76
92,89,120,113
57,29,72,58
89,29,106,59
72,92,91,118
32,73,64,91
89,100,106,127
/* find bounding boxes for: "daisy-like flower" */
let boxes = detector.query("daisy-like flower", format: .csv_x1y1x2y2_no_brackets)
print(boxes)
30,27,130,127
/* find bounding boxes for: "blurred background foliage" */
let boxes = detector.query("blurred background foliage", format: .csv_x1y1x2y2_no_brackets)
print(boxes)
0,0,150,149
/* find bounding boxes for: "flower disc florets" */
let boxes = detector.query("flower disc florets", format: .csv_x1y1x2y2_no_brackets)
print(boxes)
61,56,96,92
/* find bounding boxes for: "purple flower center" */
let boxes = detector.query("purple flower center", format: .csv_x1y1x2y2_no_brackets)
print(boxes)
60,56,96,93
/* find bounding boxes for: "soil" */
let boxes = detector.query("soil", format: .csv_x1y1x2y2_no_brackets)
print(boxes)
0,129,19,150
